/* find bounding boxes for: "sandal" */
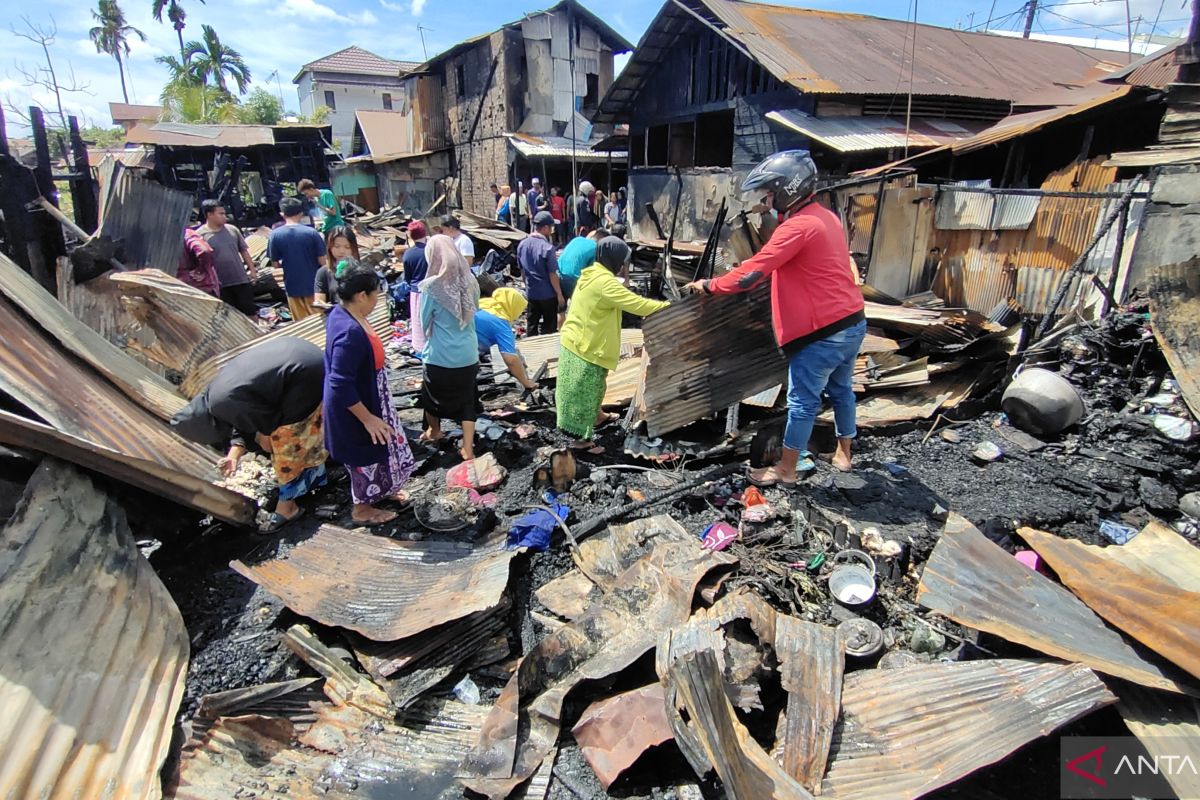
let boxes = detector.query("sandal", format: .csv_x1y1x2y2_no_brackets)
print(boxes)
260,507,305,533
352,509,398,528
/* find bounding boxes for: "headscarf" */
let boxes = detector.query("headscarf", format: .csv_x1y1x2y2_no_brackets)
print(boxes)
170,392,231,445
422,234,479,330
596,236,631,274
479,287,527,322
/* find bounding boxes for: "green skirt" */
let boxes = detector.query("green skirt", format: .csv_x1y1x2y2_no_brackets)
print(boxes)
556,347,609,438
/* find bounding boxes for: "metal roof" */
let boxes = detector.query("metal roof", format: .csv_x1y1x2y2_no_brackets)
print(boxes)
108,101,161,123
294,45,419,82
124,121,331,148
767,109,988,152
598,0,1132,122
508,132,625,161
354,109,415,161
1103,41,1183,89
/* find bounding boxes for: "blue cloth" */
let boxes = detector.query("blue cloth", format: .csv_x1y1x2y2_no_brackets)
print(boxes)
558,237,596,281
507,501,569,552
278,463,327,501
517,233,559,301
783,320,866,452
420,294,479,368
402,241,428,288
267,224,326,297
497,199,511,225
475,309,518,355
322,305,387,467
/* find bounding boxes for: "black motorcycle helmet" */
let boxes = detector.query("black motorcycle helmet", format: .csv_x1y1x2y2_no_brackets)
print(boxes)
740,150,818,214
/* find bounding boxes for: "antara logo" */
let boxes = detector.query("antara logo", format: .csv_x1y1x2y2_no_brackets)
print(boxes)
1114,754,1199,775
1066,745,1107,787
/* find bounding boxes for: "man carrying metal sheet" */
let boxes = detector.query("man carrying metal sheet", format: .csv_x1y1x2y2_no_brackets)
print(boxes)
685,150,865,486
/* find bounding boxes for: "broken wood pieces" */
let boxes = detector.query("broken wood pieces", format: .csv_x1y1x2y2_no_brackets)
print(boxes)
458,524,736,798
917,513,1195,693
231,525,514,642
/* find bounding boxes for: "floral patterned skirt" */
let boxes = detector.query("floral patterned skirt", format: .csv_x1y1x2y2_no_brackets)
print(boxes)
270,405,329,501
349,369,416,506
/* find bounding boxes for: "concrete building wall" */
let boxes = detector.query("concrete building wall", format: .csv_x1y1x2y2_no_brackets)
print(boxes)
295,72,408,156
377,151,453,213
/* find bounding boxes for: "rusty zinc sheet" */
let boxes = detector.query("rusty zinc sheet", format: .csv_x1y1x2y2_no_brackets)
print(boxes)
516,329,643,379
98,166,194,273
642,285,787,437
917,513,1195,694
1017,526,1200,681
821,660,1116,799
571,684,675,789
459,519,737,799
1147,258,1200,420
0,253,185,421
1117,683,1200,800
181,302,390,397
0,293,245,497
231,526,514,642
1,462,188,800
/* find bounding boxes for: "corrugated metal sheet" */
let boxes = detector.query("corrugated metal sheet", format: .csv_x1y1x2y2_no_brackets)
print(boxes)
572,685,674,790
181,303,390,397
1103,42,1181,90
917,513,1195,693
231,525,515,642
508,133,624,162
355,109,415,161
642,285,787,437
125,122,273,147
517,329,643,379
935,188,994,230
1018,526,1200,680
98,167,194,273
1118,684,1200,800
991,193,1041,229
0,254,185,420
0,462,188,800
767,110,985,153
109,101,161,123
821,660,1116,799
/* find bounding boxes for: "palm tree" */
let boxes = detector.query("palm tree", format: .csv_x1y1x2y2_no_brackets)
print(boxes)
151,0,204,64
156,53,200,86
90,0,147,104
184,24,250,96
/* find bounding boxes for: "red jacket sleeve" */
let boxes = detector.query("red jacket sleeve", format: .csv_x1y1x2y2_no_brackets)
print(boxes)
707,215,816,294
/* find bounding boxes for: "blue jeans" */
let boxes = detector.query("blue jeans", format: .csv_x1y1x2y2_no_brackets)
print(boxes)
784,320,867,452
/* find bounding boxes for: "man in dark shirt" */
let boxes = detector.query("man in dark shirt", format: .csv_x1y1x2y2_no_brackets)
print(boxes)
518,211,564,336
574,181,598,235
526,178,544,231
267,197,327,321
197,199,259,316
403,220,430,354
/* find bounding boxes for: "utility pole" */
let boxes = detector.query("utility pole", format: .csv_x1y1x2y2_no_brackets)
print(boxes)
417,25,429,60
1125,0,1135,55
1022,0,1038,38
568,0,578,211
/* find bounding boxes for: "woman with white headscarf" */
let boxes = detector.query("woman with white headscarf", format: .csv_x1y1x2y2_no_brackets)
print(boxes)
418,234,481,461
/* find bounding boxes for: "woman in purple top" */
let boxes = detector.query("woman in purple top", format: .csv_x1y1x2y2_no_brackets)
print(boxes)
323,262,416,526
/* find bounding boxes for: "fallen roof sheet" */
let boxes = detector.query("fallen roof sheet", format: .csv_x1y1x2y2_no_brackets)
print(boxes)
0,462,188,800
0,253,185,420
534,568,596,620
1147,258,1200,421
917,513,1194,694
571,684,675,790
642,285,787,437
98,167,193,273
1116,683,1200,800
775,615,843,791
181,302,390,397
1017,526,1200,681
820,660,1116,799
110,269,262,378
0,410,254,525
517,328,643,378
460,515,736,799
231,525,514,642
1111,519,1200,592
354,109,415,161
767,110,986,153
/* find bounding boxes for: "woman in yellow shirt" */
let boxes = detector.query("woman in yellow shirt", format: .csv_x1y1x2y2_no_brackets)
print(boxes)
556,237,670,443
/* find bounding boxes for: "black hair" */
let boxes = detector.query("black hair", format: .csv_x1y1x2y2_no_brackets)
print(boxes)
200,199,222,219
280,196,305,217
440,214,461,230
336,262,380,303
609,223,627,240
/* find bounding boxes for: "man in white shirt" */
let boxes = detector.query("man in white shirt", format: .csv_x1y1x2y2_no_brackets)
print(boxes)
440,214,475,267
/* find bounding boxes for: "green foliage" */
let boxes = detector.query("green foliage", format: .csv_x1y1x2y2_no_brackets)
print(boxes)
299,105,332,125
235,88,283,125
81,125,127,148
160,81,239,123
89,0,146,103
184,24,251,95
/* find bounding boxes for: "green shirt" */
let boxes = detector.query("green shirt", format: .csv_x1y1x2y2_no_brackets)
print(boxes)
560,265,669,371
318,189,344,232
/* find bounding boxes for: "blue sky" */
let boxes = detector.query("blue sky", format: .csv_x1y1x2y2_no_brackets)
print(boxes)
2,0,1192,135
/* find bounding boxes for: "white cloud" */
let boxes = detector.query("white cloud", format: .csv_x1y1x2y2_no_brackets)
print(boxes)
412,0,428,16
380,0,406,10
275,0,377,25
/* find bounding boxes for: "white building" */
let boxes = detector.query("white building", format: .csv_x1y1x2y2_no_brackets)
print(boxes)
294,46,421,156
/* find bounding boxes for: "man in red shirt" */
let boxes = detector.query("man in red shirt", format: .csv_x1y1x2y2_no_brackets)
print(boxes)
685,151,865,486
549,187,567,245
178,227,221,297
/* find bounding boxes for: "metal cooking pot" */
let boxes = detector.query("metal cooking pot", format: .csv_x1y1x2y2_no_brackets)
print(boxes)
1001,368,1085,435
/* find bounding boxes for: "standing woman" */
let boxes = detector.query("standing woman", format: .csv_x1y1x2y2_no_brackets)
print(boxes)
323,263,416,526
556,236,670,444
418,235,481,462
496,185,513,225
314,225,360,307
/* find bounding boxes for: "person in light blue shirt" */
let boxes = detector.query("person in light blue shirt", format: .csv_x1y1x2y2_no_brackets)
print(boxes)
474,288,537,391
557,235,598,298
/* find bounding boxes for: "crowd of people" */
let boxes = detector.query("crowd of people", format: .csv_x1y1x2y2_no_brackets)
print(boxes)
171,151,864,532
494,178,626,244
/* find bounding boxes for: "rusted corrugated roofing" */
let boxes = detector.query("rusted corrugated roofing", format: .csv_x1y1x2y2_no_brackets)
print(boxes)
109,101,161,123
767,110,987,153
598,0,1130,122
1103,41,1182,89
124,122,332,148
509,134,625,162
231,525,515,641
98,167,195,272
0,462,188,800
917,513,1195,693
821,660,1116,799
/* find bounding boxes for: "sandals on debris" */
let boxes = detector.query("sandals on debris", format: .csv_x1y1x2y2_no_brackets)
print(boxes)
260,507,305,534
747,452,816,488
